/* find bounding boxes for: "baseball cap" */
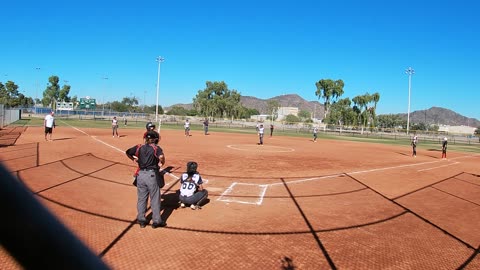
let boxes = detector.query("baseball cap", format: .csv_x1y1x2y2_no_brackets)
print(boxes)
146,130,159,139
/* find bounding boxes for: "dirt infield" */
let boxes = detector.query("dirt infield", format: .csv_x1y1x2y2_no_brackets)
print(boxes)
1,122,479,269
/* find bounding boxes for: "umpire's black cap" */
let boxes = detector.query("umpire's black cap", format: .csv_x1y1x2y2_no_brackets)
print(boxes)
146,131,159,139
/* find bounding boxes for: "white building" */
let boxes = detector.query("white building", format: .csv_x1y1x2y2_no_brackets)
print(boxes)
438,125,476,135
251,107,302,121
276,107,299,121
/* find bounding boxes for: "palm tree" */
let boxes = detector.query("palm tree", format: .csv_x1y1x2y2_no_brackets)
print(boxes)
315,79,344,119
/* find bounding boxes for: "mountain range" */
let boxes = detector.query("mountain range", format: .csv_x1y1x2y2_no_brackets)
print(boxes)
167,94,480,127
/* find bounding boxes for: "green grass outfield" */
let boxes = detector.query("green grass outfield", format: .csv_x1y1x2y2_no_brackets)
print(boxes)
12,117,480,154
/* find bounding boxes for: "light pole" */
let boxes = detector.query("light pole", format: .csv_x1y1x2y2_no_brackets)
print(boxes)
144,90,146,112
102,76,108,114
35,67,41,113
405,67,415,135
155,56,164,124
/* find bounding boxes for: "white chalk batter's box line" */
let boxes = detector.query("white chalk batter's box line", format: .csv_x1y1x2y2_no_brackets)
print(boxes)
217,182,268,205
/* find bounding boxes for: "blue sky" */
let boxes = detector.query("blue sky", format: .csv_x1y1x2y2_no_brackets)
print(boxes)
2,0,479,120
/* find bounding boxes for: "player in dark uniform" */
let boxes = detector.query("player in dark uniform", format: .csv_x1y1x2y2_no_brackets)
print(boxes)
126,131,166,228
203,118,209,135
411,135,418,157
441,137,448,159
143,122,160,144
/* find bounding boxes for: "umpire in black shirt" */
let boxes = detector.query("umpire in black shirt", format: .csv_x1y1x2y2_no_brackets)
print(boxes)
126,130,166,228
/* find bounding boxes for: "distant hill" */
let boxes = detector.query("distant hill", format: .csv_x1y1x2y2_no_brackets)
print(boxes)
240,94,324,118
391,107,480,127
166,95,479,127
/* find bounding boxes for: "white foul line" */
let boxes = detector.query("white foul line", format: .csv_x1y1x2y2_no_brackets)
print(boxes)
61,120,180,186
417,162,460,172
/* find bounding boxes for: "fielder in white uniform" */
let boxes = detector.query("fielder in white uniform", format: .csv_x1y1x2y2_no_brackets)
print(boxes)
184,119,190,137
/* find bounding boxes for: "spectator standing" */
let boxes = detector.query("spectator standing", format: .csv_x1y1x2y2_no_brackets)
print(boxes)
44,111,55,141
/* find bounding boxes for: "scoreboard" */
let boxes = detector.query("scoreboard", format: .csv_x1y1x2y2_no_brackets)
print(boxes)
79,97,97,109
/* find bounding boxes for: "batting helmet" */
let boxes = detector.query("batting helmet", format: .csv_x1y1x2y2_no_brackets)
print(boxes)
146,130,159,140
186,161,198,174
146,122,156,130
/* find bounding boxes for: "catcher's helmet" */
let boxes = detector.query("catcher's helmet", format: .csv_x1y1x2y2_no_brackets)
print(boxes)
186,161,198,174
146,130,159,140
146,122,156,130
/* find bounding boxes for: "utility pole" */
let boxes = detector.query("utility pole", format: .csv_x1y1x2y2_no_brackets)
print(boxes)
155,56,165,127
35,67,41,113
102,76,108,114
405,67,415,135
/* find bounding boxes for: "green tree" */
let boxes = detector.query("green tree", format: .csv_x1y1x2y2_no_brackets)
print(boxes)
0,81,20,107
238,108,259,119
352,92,380,133
377,114,402,129
430,125,439,132
42,76,60,107
187,109,198,116
266,100,280,121
412,122,427,131
121,96,139,112
166,106,189,116
0,82,6,104
474,127,480,142
298,110,311,120
325,98,355,126
142,105,164,114
13,93,34,107
284,114,301,124
371,92,381,127
110,101,129,112
42,76,72,108
193,81,243,119
59,84,71,102
315,79,344,119
352,94,370,133
71,95,78,107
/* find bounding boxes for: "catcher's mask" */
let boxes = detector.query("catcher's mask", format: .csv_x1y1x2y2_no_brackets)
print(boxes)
187,161,198,174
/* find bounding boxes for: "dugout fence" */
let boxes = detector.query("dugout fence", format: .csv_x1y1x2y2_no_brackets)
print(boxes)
0,104,21,129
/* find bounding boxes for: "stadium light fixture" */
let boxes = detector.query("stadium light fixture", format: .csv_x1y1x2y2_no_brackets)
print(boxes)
405,67,415,135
